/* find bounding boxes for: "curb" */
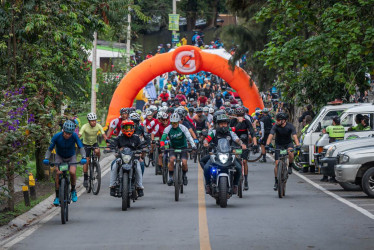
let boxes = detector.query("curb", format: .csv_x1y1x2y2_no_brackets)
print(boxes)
0,153,115,243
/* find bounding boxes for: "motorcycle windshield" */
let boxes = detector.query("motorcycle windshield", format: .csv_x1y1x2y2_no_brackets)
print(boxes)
217,138,230,153
121,147,133,155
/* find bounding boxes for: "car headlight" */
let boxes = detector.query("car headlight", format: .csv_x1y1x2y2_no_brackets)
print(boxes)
326,145,336,157
338,154,349,164
218,153,229,164
122,154,132,164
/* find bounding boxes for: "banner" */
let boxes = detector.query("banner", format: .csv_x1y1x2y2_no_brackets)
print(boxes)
168,14,180,31
172,33,180,43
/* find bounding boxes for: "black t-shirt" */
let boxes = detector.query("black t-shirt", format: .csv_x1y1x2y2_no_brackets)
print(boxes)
260,115,273,133
231,118,255,138
194,115,207,130
270,122,296,145
187,92,197,100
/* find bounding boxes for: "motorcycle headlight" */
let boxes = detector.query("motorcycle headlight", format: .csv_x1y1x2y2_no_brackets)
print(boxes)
326,145,336,157
338,154,349,164
121,154,132,164
218,153,229,164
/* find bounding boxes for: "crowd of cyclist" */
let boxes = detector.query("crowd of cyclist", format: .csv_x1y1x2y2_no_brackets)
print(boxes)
44,70,301,205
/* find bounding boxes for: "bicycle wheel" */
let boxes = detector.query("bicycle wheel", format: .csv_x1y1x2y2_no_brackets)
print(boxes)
180,165,183,194
282,165,288,197
144,153,151,168
92,161,101,195
60,178,67,224
174,162,180,201
247,147,262,162
66,185,70,222
277,161,284,198
86,163,92,193
238,175,243,198
162,155,168,184
154,149,159,175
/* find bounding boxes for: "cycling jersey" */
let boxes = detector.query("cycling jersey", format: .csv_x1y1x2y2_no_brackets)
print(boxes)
160,124,195,149
79,123,105,145
194,115,208,130
260,115,273,133
230,118,255,138
143,118,158,133
48,132,84,158
270,122,297,145
159,93,169,102
152,121,170,137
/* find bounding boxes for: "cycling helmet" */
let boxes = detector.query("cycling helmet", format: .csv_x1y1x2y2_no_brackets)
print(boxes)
176,108,186,117
200,92,205,96
235,107,245,115
189,98,194,102
129,112,140,122
189,107,195,113
161,112,169,119
219,106,226,110
224,101,231,107
170,113,181,123
157,112,163,119
167,107,175,114
136,109,142,115
145,109,153,116
276,112,288,121
203,107,209,112
228,108,235,115
332,116,340,125
129,107,136,113
229,96,233,100
243,107,249,113
196,107,203,113
121,120,135,137
255,109,262,115
120,107,129,114
87,112,97,121
209,108,214,114
162,102,167,107
262,108,269,113
63,120,76,134
149,105,157,112
160,106,168,113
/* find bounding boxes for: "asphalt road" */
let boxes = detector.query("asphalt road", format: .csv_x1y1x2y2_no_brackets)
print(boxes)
9,158,374,250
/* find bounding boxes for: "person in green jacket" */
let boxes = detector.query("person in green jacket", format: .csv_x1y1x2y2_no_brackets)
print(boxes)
323,116,345,143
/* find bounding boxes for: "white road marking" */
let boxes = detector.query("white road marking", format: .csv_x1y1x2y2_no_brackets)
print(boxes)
267,154,374,220
1,158,113,249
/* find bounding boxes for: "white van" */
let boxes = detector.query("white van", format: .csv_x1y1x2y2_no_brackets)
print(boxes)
299,103,372,167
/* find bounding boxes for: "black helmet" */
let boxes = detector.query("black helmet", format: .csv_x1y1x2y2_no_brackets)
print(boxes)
200,92,205,96
196,107,203,113
216,114,230,123
332,116,340,125
171,94,175,99
235,107,245,115
276,112,288,121
213,110,226,124
189,107,194,113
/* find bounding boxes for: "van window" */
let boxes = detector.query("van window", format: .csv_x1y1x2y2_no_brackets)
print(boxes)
341,114,353,127
321,110,340,129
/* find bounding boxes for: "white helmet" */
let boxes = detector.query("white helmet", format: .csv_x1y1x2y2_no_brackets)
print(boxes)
87,113,97,121
162,102,167,107
149,105,157,112
203,107,209,112
129,112,140,121
170,113,180,123
157,112,165,119
160,106,168,113
146,109,153,116
209,108,214,114
159,112,168,119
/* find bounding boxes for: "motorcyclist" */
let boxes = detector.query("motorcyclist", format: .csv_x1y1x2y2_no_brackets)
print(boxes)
202,114,246,194
109,120,145,197
160,113,197,186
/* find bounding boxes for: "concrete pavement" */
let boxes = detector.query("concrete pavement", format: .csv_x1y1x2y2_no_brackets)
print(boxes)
3,158,374,250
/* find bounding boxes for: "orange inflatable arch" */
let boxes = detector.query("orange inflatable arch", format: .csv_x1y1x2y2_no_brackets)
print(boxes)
106,45,264,124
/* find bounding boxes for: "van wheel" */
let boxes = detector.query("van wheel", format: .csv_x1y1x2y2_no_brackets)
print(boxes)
361,168,374,198
338,182,362,191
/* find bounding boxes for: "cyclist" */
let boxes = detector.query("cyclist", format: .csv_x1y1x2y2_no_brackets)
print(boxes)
43,120,87,205
151,111,170,174
160,113,197,186
106,108,130,139
202,114,246,194
193,107,209,131
265,112,300,191
230,107,258,190
259,108,272,162
79,113,107,188
109,120,145,197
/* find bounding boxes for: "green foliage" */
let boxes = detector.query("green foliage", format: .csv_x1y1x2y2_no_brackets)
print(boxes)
255,0,374,108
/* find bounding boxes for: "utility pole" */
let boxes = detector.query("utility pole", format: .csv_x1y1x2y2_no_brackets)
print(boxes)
91,31,97,113
126,5,131,73
172,0,176,46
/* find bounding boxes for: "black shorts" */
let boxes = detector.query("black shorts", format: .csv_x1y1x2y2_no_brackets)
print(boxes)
274,142,294,160
261,133,270,145
83,143,99,157
169,150,188,160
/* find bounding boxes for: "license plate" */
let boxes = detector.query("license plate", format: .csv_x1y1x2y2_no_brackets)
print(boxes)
280,149,288,155
154,137,159,141
174,149,182,153
59,164,69,172
235,149,242,154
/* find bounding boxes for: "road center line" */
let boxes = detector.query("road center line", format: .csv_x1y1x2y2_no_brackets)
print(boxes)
267,154,374,220
197,164,212,250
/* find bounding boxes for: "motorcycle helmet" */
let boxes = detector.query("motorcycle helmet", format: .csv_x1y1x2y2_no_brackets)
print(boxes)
121,120,135,137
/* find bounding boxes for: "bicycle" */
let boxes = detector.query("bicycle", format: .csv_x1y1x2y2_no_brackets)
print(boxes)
151,137,161,175
163,148,192,201
84,146,105,195
49,162,80,224
233,148,244,198
246,143,262,162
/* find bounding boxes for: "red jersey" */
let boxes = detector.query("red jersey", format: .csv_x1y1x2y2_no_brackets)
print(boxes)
159,93,169,102
143,118,158,133
152,121,170,137
198,96,208,105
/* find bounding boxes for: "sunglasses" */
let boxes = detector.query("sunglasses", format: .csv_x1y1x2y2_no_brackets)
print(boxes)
161,119,169,122
171,122,179,125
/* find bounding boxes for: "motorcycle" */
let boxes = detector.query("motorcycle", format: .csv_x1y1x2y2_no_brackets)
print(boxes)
113,145,148,211
207,138,241,208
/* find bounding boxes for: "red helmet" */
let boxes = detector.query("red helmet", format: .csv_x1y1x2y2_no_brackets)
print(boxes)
121,120,135,137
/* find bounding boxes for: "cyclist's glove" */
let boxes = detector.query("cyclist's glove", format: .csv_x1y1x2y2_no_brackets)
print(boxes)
194,139,199,144
192,146,197,150
43,159,49,165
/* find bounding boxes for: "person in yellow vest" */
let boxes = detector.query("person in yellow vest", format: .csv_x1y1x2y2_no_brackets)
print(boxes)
321,116,345,182
181,35,187,46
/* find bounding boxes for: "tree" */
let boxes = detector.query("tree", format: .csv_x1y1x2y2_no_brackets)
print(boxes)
255,0,374,108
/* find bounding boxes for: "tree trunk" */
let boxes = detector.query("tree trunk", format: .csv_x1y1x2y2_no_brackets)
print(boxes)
35,139,46,181
206,0,218,28
186,15,196,31
6,164,15,211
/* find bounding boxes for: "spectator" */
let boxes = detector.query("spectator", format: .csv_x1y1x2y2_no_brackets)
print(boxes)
181,35,187,46
166,43,171,52
298,104,315,124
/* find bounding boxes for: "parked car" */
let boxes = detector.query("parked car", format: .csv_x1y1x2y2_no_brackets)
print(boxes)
315,137,374,191
335,145,374,197
299,103,372,169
